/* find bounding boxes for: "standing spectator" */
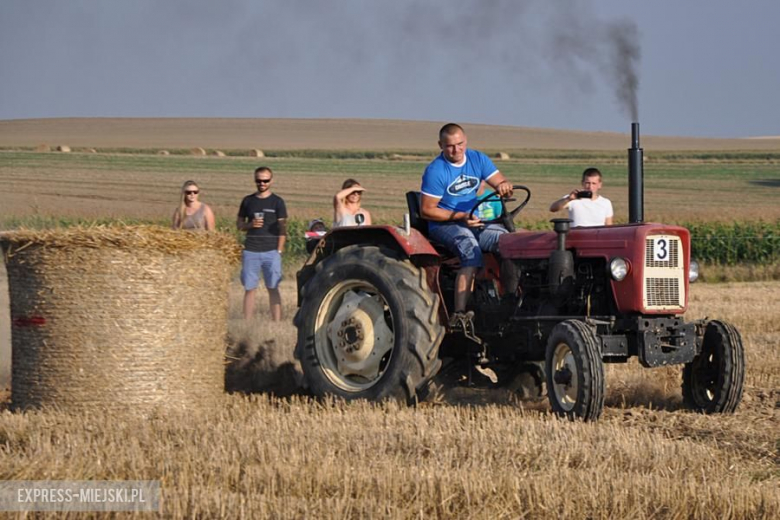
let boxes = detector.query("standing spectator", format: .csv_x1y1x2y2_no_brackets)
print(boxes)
420,123,513,328
171,180,215,230
333,178,372,227
237,167,287,321
549,167,614,227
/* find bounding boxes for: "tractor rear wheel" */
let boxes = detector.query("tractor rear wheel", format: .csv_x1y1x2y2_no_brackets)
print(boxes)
682,320,745,414
294,246,444,403
545,320,605,421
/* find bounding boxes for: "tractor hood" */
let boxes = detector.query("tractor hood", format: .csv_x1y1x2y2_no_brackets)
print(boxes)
500,223,693,314
499,223,690,262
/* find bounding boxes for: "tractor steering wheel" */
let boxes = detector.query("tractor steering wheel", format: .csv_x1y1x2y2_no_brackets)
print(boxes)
468,185,531,233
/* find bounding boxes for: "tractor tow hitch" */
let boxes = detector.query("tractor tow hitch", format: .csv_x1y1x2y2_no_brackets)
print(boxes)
449,311,498,384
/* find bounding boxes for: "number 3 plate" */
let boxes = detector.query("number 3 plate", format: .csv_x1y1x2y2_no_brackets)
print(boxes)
652,237,670,262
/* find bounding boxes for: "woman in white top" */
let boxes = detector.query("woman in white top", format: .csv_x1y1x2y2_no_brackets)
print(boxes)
172,180,216,230
333,178,372,228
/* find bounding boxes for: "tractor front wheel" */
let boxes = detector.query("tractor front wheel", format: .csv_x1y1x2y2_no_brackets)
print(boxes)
545,320,605,421
294,246,444,403
682,320,745,414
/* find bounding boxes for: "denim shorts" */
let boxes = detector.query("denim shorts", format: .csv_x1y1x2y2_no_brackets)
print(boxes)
429,223,506,267
241,250,282,290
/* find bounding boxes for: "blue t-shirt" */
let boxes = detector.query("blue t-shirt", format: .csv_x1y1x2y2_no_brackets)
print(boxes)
421,149,499,230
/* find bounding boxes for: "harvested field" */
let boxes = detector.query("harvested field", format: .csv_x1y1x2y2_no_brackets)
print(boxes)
1,280,778,518
0,151,778,225
1,118,778,225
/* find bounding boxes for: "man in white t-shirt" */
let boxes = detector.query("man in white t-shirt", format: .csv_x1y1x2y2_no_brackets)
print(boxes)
549,167,614,227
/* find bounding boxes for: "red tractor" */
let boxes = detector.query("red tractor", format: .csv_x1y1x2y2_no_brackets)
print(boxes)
293,124,745,420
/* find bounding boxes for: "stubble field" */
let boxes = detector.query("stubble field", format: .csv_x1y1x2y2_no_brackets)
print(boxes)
0,119,779,518
1,149,779,225
1,279,778,518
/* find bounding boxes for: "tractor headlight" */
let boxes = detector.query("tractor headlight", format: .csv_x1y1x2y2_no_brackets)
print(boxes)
689,259,700,283
609,257,629,281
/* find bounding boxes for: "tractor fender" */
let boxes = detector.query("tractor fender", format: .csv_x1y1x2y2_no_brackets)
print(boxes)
297,225,441,307
312,225,439,259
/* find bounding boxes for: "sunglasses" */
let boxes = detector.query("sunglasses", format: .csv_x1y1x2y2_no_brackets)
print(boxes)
255,179,271,184
184,190,199,195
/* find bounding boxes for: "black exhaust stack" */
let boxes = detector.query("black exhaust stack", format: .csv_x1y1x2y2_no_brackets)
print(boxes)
549,218,574,297
628,122,644,223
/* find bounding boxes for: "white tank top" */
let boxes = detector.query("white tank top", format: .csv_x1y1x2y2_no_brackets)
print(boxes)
333,211,367,228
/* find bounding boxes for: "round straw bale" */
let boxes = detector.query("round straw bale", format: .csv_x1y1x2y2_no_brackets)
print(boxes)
213,150,226,157
495,152,510,160
1,225,241,412
190,147,206,156
0,257,10,390
389,154,403,161
56,145,71,153
251,149,265,158
158,150,171,156
86,148,97,154
35,144,50,153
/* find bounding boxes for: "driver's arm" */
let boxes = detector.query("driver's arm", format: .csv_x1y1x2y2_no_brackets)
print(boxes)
486,172,513,197
420,194,471,222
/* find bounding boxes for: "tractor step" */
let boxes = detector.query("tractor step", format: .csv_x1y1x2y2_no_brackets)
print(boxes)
474,365,498,383
448,311,482,345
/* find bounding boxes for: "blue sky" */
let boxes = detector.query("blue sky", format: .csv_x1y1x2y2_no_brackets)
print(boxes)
1,0,778,137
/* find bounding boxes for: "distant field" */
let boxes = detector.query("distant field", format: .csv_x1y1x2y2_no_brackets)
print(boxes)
1,150,778,226
5,117,780,151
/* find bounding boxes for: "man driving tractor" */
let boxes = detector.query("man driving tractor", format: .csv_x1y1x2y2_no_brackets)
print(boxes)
420,123,513,329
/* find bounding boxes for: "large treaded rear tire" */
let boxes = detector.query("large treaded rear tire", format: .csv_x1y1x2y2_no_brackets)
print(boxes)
682,320,745,414
294,246,444,403
545,320,605,421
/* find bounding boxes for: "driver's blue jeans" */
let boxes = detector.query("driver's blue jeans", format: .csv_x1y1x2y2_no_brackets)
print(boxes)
429,222,506,268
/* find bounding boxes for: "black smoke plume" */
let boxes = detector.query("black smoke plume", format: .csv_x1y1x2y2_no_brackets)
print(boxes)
607,20,641,121
1,1,643,125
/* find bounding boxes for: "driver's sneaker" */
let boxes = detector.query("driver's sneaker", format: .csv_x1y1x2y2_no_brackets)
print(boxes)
448,310,475,331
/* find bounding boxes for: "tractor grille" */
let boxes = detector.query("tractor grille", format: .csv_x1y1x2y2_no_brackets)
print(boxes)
645,278,680,307
643,235,685,310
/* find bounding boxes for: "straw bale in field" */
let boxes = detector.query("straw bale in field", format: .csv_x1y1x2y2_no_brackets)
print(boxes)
86,148,97,154
35,144,50,152
190,147,206,156
389,154,403,161
0,225,241,412
56,145,71,153
495,152,510,160
251,149,265,158
213,150,226,157
0,258,9,390
158,150,171,156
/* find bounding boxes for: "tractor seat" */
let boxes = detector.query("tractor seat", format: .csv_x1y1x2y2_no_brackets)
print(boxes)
405,191,429,237
406,191,459,259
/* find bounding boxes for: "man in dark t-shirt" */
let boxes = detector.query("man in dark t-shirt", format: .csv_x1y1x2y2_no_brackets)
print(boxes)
236,166,288,321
